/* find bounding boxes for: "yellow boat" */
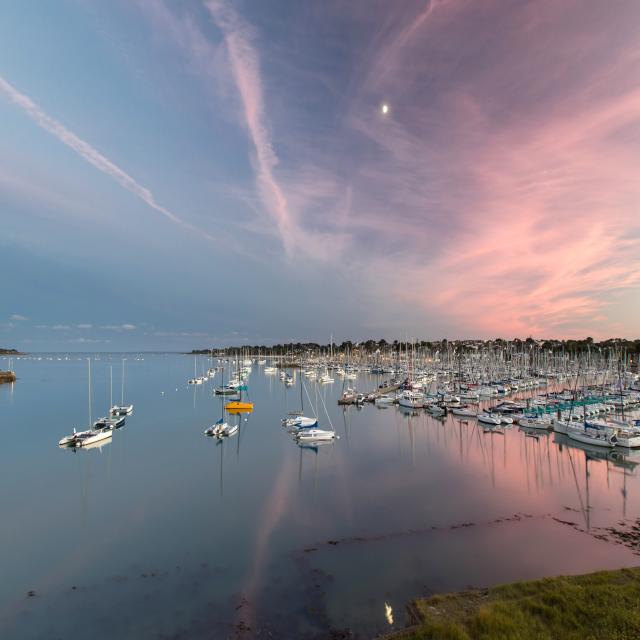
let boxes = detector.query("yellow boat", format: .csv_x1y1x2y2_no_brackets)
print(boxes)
225,401,253,412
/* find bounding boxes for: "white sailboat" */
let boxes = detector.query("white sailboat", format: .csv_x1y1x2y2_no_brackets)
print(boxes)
59,358,113,448
110,358,133,415
567,423,617,448
188,356,203,384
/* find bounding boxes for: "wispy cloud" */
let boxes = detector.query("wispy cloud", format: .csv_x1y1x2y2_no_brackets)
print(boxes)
205,1,296,254
10,314,28,321
0,75,217,243
99,323,137,331
76,323,93,330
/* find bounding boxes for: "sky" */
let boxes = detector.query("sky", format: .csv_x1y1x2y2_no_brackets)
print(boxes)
1,0,639,351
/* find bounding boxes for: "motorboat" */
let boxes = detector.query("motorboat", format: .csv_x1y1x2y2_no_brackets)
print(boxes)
75,427,113,448
282,415,318,429
94,415,125,429
338,388,357,405
451,406,477,417
426,404,447,416
214,385,238,395
477,413,501,426
518,415,552,430
204,419,238,438
295,428,336,442
397,389,425,409
225,400,253,411
58,428,91,447
110,404,133,416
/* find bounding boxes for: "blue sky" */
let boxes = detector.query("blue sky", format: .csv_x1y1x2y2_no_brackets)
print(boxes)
2,1,640,350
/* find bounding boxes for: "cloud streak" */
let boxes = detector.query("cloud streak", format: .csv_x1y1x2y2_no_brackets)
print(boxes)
205,1,297,254
0,75,216,243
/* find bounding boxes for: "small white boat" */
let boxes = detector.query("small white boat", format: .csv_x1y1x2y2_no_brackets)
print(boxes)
214,385,237,395
397,390,425,409
451,406,477,417
427,404,446,416
204,419,238,438
477,413,501,426
611,422,640,448
295,428,336,442
110,404,133,416
282,415,318,429
94,415,125,429
519,415,551,430
58,428,91,447
75,427,113,447
320,375,334,384
374,394,395,405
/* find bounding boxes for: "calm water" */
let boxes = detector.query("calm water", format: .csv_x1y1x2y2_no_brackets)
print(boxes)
1,354,639,639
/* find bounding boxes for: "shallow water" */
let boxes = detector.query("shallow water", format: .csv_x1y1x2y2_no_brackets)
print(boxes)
1,354,639,639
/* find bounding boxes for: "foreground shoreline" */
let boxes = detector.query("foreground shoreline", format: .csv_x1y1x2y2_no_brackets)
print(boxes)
382,567,640,639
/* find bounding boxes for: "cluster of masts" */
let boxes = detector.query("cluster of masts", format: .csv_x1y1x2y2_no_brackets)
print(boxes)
204,357,255,440
58,358,133,449
329,353,640,450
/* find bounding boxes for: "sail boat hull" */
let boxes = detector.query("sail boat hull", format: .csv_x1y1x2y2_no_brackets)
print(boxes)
225,401,253,411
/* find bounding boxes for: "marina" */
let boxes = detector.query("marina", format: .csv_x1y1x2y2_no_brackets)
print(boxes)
2,349,640,639
3,0,640,636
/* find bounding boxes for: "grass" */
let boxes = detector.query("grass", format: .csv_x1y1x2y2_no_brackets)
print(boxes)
387,568,640,640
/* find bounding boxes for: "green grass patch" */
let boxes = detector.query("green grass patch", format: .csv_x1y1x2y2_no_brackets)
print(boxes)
390,567,640,640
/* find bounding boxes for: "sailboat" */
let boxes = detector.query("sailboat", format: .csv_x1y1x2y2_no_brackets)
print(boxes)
225,355,253,411
187,356,204,384
292,380,337,443
96,366,125,428
214,365,238,395
110,358,133,415
206,373,239,437
59,358,112,448
282,375,318,428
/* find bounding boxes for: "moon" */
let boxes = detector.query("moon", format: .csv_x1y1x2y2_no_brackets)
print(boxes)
381,103,389,115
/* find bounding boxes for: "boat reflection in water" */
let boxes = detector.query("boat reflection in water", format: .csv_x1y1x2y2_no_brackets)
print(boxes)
554,432,640,526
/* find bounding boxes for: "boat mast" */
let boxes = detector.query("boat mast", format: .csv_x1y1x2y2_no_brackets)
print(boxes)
88,357,92,429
